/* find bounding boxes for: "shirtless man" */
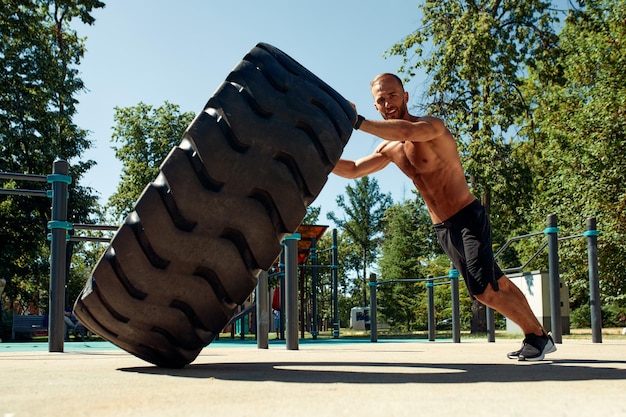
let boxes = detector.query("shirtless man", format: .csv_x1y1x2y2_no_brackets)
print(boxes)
333,73,556,361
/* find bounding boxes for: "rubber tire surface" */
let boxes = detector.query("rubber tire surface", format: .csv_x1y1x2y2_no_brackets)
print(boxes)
73,42,355,368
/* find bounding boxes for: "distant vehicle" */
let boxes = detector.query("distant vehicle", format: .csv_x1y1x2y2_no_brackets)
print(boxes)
437,318,453,330
349,307,389,330
350,307,370,330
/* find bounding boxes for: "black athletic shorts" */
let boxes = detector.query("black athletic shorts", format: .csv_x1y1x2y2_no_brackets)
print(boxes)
433,199,503,297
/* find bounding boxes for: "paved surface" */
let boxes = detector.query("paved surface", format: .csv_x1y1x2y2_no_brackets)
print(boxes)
1,338,626,417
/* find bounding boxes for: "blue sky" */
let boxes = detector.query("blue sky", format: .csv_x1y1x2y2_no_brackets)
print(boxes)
74,0,427,225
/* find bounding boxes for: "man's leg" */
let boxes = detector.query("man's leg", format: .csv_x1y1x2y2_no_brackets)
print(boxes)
474,275,543,336
474,275,556,361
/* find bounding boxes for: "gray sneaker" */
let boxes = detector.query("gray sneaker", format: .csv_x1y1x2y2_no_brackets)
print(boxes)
515,333,556,361
507,342,525,360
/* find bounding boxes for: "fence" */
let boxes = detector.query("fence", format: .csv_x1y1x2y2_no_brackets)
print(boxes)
367,214,602,344
1,161,604,349
1,160,70,351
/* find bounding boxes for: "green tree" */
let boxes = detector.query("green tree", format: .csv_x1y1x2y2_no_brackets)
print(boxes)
520,0,626,314
107,102,195,219
327,176,393,305
379,195,441,279
308,229,363,329
377,195,443,330
1,0,104,310
386,0,554,234
386,0,557,331
302,205,321,225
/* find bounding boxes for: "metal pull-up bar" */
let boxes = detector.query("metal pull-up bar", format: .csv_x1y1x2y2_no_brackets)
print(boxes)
1,160,73,352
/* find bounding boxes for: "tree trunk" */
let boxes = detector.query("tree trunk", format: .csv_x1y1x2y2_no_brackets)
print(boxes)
362,249,367,306
471,300,487,333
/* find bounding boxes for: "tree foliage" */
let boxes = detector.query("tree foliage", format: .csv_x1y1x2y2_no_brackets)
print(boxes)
1,0,104,310
327,176,393,305
520,0,626,313
379,194,441,279
310,229,364,328
385,0,555,233
376,195,442,330
383,0,558,330
375,0,625,325
107,102,195,219
302,205,321,225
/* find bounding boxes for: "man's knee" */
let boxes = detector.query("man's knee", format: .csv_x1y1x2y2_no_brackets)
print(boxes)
474,282,501,306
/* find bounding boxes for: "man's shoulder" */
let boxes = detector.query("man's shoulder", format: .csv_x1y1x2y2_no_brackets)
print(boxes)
410,114,443,123
407,114,450,140
375,140,402,154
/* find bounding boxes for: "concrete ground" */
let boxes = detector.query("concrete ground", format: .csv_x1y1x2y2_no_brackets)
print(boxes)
1,337,625,417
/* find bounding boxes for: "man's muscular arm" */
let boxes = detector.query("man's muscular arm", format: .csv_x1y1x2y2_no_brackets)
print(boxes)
332,149,391,179
358,116,446,143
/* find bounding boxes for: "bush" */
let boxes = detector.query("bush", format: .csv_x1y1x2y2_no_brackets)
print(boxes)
570,301,626,328
570,304,591,328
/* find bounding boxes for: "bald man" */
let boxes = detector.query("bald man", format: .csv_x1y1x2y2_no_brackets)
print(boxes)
334,73,555,361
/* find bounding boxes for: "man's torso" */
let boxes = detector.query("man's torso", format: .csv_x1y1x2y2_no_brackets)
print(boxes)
376,128,475,223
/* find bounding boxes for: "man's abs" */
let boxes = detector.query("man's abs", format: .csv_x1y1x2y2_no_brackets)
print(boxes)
414,172,476,223
382,140,475,223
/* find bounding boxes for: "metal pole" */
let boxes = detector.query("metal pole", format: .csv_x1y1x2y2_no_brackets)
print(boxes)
0,188,48,197
299,265,305,339
283,233,300,350
331,228,340,339
585,217,602,343
369,273,378,342
0,172,47,182
278,251,285,340
427,275,435,341
48,160,70,353
310,237,318,340
546,214,562,343
450,264,461,343
73,224,118,231
486,307,495,342
256,270,269,349
239,306,245,340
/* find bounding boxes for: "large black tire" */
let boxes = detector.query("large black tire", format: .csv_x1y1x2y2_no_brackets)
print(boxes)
73,42,355,367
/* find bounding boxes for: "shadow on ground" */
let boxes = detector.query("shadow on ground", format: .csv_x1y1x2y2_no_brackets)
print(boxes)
120,359,626,384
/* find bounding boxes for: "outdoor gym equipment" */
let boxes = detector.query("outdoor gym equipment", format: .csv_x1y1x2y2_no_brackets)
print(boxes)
367,214,601,344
